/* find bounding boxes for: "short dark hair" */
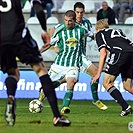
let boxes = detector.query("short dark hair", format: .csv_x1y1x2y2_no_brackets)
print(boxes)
74,2,85,11
65,10,76,20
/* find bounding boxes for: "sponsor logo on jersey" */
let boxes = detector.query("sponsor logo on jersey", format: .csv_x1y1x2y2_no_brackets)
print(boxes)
65,38,78,47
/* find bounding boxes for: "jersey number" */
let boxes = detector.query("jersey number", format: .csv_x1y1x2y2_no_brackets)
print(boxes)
0,0,11,12
111,29,127,40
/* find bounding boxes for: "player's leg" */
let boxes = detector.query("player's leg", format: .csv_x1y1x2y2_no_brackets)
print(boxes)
61,78,75,114
38,64,66,102
121,57,133,94
61,67,79,114
38,77,66,101
18,37,70,126
122,78,133,94
82,56,107,110
4,68,19,126
120,59,133,116
86,63,99,102
1,46,19,126
31,61,71,126
105,52,133,116
103,73,132,116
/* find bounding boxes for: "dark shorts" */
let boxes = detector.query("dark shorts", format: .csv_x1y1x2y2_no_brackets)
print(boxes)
1,33,43,73
105,52,133,79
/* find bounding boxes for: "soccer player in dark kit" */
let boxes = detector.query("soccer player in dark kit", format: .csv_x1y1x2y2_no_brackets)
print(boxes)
92,19,133,116
0,0,71,126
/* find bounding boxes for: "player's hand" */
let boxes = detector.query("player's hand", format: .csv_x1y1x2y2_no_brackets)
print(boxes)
40,31,50,53
41,31,50,46
92,74,100,84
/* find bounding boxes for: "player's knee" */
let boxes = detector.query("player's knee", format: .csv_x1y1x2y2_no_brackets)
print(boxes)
7,68,20,81
67,78,77,88
124,85,133,94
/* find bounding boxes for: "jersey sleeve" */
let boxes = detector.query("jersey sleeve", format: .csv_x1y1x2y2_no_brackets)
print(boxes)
96,32,106,51
86,19,96,34
50,35,59,46
84,28,95,40
52,23,65,38
83,19,96,40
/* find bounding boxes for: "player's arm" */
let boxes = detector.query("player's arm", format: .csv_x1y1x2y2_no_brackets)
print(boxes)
92,48,107,83
40,28,55,53
40,33,59,53
87,19,96,40
31,0,47,31
96,48,107,76
92,32,107,83
41,23,64,53
48,27,60,53
30,0,51,52
48,27,55,37
48,27,61,53
40,31,51,53
83,25,95,40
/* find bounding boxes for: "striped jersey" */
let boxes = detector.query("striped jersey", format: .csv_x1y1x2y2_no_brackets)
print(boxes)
51,22,88,67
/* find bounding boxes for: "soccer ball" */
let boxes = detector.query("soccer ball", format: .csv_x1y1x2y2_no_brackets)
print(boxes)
29,99,44,113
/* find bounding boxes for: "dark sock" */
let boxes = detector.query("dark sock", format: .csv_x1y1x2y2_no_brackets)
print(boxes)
5,77,17,96
39,81,61,92
39,74,60,117
108,86,128,110
91,79,99,102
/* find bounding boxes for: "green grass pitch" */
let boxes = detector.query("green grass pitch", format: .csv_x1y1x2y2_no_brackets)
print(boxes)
0,99,132,133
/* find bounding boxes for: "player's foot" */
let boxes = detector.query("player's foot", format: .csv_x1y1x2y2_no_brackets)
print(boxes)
61,107,70,114
38,87,46,102
53,116,71,126
120,105,132,116
5,97,16,126
92,100,108,110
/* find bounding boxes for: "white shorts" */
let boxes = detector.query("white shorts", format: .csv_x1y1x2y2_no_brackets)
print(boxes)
80,55,92,72
48,64,79,81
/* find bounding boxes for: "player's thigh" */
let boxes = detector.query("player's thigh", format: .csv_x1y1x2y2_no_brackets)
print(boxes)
66,68,79,89
31,61,48,77
16,36,43,65
1,45,17,74
120,57,133,79
86,63,98,78
48,64,66,82
66,67,79,81
81,55,98,77
6,68,20,81
107,53,132,76
103,73,116,90
80,55,92,72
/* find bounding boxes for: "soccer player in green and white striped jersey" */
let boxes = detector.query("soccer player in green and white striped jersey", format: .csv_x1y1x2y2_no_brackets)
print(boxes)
39,3,107,113
74,2,108,110
40,10,93,114
51,23,85,67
